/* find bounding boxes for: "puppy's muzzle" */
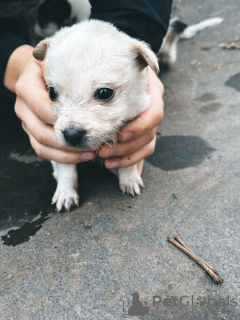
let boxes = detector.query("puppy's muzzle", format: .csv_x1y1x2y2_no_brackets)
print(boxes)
63,128,86,147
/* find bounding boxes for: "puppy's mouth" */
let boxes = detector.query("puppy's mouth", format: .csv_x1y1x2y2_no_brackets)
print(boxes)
60,128,117,151
60,118,133,150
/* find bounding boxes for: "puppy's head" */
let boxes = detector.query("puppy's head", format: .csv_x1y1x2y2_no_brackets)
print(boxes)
34,0,73,38
33,20,159,150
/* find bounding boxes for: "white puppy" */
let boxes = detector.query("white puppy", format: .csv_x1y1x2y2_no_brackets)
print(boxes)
33,20,159,211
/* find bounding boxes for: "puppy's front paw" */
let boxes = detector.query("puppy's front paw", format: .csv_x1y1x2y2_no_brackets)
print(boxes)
52,187,79,212
119,168,144,196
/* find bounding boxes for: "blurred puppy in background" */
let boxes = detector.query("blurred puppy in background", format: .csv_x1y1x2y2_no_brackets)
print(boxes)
34,0,223,68
34,0,91,37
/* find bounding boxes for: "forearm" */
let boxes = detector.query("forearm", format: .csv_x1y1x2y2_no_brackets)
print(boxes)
3,44,33,92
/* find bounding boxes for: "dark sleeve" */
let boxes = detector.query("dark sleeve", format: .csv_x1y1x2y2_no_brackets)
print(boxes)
89,0,172,53
0,11,26,86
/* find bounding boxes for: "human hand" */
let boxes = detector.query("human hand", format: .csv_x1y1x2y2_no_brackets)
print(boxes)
5,46,163,167
9,46,96,163
98,66,164,174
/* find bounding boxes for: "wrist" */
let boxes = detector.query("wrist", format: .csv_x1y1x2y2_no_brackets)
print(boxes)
3,45,33,92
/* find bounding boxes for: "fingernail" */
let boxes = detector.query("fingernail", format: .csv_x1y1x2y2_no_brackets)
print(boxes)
122,131,133,141
106,160,119,168
80,152,94,161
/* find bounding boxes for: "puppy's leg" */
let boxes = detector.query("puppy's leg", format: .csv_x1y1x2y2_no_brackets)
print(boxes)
158,18,187,68
158,17,223,68
118,164,144,196
51,161,79,211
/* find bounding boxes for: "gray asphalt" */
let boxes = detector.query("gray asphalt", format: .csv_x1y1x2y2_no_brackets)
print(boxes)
0,0,240,319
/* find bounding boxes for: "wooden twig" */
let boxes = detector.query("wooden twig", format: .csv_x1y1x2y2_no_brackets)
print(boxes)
175,235,219,274
167,236,224,285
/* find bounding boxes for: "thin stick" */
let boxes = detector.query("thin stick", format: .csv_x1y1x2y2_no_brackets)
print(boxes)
175,235,219,274
167,237,224,285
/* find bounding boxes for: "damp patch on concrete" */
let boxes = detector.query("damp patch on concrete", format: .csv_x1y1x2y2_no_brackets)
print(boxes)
147,135,216,171
199,102,223,114
10,152,44,164
1,213,51,247
195,93,216,102
225,73,240,92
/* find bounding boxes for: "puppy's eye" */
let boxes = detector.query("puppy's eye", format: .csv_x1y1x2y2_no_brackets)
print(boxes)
95,88,114,101
49,87,58,101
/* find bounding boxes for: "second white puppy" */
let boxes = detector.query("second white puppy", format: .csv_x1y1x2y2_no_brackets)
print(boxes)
33,20,159,211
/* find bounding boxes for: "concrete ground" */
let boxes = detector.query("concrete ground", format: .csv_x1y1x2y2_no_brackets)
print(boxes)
1,0,240,319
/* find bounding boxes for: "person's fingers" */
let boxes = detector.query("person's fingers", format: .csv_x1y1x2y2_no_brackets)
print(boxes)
118,68,164,142
24,86,55,125
24,128,96,164
16,100,86,152
15,59,56,124
105,135,156,169
99,127,157,158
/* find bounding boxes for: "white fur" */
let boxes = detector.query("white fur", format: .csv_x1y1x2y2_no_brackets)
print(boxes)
68,0,91,21
45,21,152,149
36,20,158,211
51,161,79,211
181,17,223,39
119,166,144,195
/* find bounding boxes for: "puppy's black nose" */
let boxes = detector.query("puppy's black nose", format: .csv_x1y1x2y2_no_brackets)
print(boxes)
63,129,86,146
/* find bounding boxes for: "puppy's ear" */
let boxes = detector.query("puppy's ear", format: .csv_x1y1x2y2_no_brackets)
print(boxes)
33,38,51,61
132,40,159,75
